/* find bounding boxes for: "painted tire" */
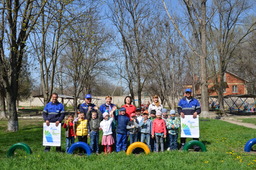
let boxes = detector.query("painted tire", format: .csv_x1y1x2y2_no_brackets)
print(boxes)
67,142,92,156
7,143,32,157
183,140,207,152
126,142,150,155
244,138,256,152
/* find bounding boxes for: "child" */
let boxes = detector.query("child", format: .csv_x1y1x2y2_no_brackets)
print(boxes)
152,111,166,152
149,110,156,121
74,112,88,153
127,113,139,144
135,108,143,142
116,107,130,152
87,108,102,154
63,114,75,152
100,111,115,154
139,111,151,150
166,110,180,150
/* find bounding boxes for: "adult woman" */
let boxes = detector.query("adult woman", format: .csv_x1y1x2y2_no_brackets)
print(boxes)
121,96,136,118
148,95,163,114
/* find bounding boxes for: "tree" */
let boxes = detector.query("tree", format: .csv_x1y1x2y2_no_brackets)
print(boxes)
208,0,256,114
162,0,209,116
0,0,46,131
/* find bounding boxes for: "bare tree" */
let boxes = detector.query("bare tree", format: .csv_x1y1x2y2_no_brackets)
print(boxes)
0,0,46,131
208,0,256,114
162,0,209,116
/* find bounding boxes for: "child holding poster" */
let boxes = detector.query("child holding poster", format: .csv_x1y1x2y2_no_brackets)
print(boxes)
63,114,75,152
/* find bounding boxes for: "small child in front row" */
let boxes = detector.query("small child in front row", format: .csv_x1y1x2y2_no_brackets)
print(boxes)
166,110,180,150
100,111,115,154
87,108,102,154
63,114,75,152
139,111,151,150
127,113,139,144
74,112,88,153
152,111,166,152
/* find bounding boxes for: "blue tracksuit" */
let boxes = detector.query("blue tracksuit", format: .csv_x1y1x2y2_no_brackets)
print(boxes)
99,103,116,113
43,102,65,122
177,97,201,115
116,114,129,152
79,103,96,114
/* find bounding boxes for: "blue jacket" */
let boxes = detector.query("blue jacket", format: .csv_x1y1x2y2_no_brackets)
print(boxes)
139,119,151,134
99,103,116,114
178,97,201,115
116,115,130,134
43,102,65,122
79,103,96,114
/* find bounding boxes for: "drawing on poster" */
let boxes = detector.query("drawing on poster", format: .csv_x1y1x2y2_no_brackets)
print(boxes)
181,115,199,138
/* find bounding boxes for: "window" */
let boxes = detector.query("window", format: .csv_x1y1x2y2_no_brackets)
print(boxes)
232,85,238,93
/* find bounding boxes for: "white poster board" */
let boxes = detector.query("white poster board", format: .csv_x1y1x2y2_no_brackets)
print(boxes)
180,115,200,138
43,123,61,146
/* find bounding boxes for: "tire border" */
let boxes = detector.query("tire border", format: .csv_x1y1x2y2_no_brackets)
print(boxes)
7,143,32,157
67,142,92,156
126,142,150,155
244,138,256,152
183,140,207,152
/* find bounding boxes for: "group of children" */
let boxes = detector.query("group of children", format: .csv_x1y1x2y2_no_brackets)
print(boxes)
62,106,180,154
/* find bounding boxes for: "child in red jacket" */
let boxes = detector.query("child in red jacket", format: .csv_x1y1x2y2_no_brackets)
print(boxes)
63,114,75,152
152,111,166,152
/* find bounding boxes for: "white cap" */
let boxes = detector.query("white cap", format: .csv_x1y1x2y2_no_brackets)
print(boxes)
103,112,109,118
170,110,176,115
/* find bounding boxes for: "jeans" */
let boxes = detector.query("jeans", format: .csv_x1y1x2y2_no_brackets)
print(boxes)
141,133,151,150
155,135,164,152
169,134,178,150
89,131,99,153
66,136,75,152
116,133,127,152
129,133,138,145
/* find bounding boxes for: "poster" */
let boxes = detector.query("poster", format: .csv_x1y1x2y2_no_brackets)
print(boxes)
43,123,61,146
180,115,200,138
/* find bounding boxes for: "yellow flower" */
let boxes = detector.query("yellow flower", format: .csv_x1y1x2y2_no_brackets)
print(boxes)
204,161,209,164
239,159,243,163
220,160,224,163
253,160,256,162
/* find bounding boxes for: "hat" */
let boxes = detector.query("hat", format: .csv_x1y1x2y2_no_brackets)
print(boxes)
150,110,156,115
85,94,92,99
156,110,162,116
162,108,168,113
143,111,149,115
136,108,141,111
119,107,126,112
103,112,109,118
185,89,192,93
170,110,176,115
131,113,136,117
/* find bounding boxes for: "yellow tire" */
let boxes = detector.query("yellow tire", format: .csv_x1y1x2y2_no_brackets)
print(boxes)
126,142,150,155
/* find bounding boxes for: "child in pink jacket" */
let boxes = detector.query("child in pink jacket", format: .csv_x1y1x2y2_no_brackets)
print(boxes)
152,111,166,152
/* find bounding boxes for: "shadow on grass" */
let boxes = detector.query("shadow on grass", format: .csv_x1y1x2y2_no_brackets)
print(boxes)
201,140,211,145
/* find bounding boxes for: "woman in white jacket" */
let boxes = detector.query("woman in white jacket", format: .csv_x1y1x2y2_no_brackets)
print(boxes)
148,95,163,114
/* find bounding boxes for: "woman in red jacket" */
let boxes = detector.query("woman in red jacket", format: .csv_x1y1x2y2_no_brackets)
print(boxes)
152,111,166,152
121,96,136,118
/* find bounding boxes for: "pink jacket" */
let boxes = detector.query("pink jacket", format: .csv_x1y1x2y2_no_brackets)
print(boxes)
152,118,167,135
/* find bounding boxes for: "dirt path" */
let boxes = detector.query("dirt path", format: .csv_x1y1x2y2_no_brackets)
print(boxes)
221,115,256,129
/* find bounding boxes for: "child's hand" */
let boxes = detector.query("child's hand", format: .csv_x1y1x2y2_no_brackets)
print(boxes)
93,106,98,110
171,125,175,129
88,134,90,138
112,106,117,111
74,136,76,139
152,135,154,138
164,135,166,138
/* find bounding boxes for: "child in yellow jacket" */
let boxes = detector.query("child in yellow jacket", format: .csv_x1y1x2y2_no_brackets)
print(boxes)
74,112,89,144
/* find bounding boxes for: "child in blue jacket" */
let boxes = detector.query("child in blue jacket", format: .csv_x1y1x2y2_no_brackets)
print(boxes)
116,107,130,152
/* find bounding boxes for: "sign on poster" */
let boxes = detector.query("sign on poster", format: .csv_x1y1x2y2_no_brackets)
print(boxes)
180,115,199,138
43,123,61,146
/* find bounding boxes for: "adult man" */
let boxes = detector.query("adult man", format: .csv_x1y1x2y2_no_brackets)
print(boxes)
178,88,201,149
79,94,96,116
43,93,65,152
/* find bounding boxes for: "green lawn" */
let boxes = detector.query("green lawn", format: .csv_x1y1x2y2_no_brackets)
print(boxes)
240,118,256,125
1,119,256,169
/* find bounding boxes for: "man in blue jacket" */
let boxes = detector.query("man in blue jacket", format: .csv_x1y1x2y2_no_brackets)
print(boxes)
116,107,130,152
178,88,201,150
79,94,96,116
43,93,65,152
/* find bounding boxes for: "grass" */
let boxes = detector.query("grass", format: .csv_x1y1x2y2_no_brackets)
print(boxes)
1,119,256,169
240,118,256,125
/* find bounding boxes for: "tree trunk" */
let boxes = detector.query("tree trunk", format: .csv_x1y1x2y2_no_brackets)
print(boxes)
200,0,209,117
0,86,7,119
6,91,18,131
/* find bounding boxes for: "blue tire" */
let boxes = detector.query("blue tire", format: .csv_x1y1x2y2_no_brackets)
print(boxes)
244,138,256,152
67,142,92,156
